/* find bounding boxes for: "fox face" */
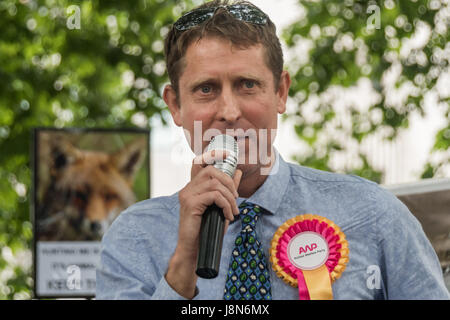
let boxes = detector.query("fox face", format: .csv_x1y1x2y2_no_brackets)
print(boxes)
37,133,147,241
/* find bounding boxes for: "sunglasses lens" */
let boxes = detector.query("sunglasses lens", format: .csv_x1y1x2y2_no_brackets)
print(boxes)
174,4,268,31
227,4,268,25
174,8,215,31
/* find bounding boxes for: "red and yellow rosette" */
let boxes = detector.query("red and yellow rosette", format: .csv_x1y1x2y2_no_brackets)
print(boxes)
270,214,349,300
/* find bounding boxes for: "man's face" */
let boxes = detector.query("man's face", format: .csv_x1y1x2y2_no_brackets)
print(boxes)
165,36,290,175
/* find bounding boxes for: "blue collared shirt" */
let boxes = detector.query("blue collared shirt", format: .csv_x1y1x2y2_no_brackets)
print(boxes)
96,151,449,299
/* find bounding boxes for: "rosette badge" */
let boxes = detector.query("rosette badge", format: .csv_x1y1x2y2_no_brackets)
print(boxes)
270,214,349,300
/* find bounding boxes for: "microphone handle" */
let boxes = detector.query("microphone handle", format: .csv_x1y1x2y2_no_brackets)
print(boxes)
196,204,225,279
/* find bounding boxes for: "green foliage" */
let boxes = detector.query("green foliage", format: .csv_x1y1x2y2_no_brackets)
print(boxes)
0,0,195,299
283,0,449,182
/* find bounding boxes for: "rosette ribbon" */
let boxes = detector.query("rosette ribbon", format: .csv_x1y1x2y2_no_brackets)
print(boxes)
270,214,349,300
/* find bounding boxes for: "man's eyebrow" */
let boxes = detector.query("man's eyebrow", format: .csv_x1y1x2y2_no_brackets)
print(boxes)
235,74,265,82
188,74,267,90
235,74,267,87
189,78,218,91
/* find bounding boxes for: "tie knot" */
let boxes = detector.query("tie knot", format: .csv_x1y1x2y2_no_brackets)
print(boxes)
238,202,262,230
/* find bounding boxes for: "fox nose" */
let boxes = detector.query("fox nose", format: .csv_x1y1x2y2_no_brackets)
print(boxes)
90,221,102,234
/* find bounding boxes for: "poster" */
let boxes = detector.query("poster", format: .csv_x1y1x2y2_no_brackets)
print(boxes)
32,128,150,298
387,179,450,292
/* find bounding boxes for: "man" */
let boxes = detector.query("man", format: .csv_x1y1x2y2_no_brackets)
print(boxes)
96,0,449,299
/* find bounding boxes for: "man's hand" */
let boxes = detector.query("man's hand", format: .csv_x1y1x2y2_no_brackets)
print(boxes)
165,149,242,299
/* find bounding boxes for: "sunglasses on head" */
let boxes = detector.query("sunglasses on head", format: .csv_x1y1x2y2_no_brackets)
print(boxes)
173,3,268,31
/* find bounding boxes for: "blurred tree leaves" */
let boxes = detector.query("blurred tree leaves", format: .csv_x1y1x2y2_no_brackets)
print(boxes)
283,0,449,182
0,0,195,299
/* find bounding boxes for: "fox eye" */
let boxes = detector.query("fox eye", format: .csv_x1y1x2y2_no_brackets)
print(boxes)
73,190,88,208
75,191,87,201
105,192,118,202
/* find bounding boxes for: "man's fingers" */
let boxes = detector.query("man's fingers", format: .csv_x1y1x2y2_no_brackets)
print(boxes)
188,151,241,219
191,150,230,179
194,166,239,199
233,169,243,193
193,178,239,215
200,191,235,222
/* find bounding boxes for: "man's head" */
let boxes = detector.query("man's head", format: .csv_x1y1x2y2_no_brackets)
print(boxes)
164,0,284,100
163,0,291,180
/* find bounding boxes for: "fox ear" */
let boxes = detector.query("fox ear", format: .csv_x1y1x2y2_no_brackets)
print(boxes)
111,137,147,185
45,134,81,175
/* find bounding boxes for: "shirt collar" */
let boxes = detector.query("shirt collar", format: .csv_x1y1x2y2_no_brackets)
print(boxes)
237,148,290,216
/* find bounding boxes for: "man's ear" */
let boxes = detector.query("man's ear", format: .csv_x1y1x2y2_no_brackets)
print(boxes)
163,84,182,127
276,70,291,114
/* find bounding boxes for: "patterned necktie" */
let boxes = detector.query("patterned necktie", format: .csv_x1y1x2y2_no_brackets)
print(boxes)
223,201,272,300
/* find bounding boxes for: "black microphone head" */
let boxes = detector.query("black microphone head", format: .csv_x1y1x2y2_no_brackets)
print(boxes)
207,134,238,177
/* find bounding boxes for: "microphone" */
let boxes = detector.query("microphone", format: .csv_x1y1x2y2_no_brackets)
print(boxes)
196,134,239,279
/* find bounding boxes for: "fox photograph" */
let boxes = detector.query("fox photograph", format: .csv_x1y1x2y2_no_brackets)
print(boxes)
33,128,150,242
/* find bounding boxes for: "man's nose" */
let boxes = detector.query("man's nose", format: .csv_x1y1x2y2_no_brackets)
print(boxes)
217,87,241,123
